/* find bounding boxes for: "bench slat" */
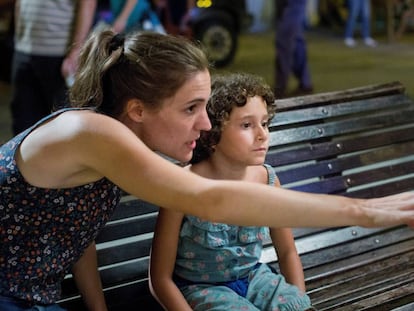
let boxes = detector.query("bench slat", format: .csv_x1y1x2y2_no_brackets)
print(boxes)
301,226,414,269
277,141,414,185
96,213,157,243
391,302,414,311
109,196,159,220
288,161,414,194
262,226,414,266
311,271,414,311
275,81,405,111
308,251,414,310
269,107,414,146
266,126,414,166
97,237,153,267
271,94,411,127
304,239,414,283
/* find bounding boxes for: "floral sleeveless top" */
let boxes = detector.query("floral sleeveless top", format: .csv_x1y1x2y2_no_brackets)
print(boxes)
174,164,276,283
0,109,121,304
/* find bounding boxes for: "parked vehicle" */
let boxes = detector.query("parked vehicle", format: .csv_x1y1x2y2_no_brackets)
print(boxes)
189,0,252,67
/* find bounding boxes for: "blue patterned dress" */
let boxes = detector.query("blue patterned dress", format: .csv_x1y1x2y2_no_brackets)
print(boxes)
174,164,313,311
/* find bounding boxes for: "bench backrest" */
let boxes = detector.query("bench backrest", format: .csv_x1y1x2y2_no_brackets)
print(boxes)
262,81,414,310
59,81,414,311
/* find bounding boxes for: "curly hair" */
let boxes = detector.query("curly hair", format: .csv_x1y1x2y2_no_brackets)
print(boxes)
191,73,277,164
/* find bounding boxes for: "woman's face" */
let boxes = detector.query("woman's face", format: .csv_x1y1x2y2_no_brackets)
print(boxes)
139,70,212,162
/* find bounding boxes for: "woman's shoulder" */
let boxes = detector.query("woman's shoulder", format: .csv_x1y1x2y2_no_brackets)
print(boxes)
50,109,129,138
20,109,132,164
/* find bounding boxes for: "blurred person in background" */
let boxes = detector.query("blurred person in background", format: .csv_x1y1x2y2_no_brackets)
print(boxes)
155,0,196,37
344,0,377,47
0,0,14,83
9,0,97,135
106,0,164,34
246,0,267,33
393,0,414,39
274,0,313,98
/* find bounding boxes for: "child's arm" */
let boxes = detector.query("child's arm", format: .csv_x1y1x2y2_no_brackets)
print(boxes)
269,175,306,291
269,227,306,292
149,208,193,311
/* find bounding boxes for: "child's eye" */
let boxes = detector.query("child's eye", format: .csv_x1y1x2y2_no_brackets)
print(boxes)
262,121,269,128
242,122,251,128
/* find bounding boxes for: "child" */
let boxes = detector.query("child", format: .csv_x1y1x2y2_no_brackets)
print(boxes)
150,73,314,310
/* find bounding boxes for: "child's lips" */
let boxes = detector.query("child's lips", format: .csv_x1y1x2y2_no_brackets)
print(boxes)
254,147,267,152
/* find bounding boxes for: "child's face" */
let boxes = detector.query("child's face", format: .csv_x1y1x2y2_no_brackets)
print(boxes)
214,96,269,166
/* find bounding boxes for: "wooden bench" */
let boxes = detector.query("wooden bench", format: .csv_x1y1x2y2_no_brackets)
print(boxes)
59,81,414,311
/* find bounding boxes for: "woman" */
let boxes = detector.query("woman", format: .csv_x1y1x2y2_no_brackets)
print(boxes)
1,30,414,310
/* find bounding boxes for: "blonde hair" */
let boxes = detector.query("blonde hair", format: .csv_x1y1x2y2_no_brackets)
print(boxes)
69,30,210,118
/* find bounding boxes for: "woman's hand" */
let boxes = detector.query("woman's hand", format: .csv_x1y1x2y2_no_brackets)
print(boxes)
361,192,414,227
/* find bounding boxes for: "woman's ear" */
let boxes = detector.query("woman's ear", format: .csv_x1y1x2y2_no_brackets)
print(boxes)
125,98,145,123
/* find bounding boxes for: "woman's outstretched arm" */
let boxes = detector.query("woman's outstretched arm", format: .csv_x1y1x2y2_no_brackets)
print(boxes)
17,111,414,230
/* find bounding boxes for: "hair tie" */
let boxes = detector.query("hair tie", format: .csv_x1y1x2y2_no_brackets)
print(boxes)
109,33,125,54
